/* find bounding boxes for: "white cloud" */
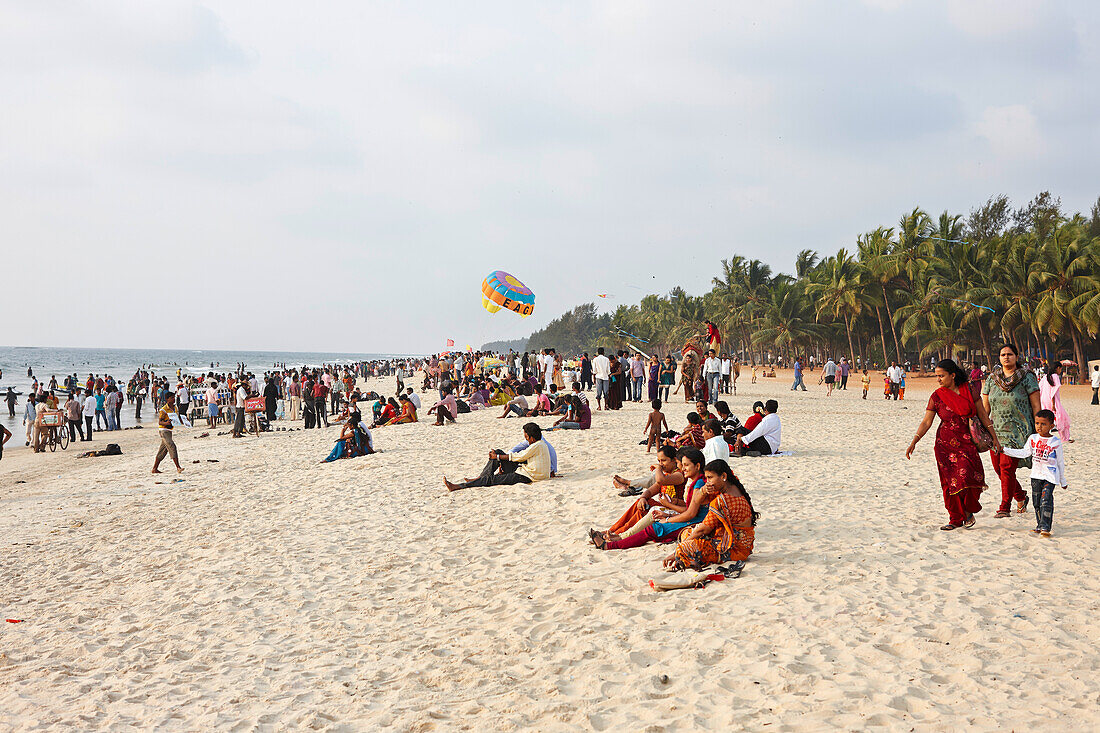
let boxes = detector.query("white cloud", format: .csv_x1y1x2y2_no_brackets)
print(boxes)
973,104,1045,157
946,0,1043,36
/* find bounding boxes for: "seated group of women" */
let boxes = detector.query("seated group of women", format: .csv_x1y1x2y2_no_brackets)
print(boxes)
322,411,375,462
370,394,417,428
592,445,758,571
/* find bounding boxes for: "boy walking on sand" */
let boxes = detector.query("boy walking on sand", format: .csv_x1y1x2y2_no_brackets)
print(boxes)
643,399,668,453
1001,409,1066,537
861,369,870,399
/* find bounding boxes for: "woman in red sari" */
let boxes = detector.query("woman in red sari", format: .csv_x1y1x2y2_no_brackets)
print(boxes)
907,359,1001,530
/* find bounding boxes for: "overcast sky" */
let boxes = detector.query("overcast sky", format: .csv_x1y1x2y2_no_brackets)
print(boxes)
3,1,1098,354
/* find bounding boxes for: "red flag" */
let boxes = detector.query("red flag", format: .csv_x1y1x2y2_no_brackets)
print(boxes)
446,339,454,348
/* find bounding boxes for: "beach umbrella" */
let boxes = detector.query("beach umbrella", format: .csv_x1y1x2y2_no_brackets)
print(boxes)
1060,359,1076,366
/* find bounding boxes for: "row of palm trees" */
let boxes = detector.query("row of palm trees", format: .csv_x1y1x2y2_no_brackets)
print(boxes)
602,194,1100,371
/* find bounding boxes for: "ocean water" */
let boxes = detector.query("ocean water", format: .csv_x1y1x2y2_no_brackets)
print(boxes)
0,346,403,432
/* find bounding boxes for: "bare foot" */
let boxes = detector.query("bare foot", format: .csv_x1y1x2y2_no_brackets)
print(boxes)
151,469,162,474
176,467,184,474
443,478,462,492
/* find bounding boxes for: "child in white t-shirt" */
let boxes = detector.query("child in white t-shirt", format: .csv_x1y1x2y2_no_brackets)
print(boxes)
1001,409,1067,537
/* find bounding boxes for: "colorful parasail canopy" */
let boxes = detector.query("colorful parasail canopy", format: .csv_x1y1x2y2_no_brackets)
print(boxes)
482,270,535,317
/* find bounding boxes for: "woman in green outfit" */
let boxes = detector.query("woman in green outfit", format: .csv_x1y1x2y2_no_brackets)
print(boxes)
982,344,1041,518
658,356,676,403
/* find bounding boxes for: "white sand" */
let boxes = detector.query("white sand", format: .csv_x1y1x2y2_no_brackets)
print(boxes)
2,374,1098,731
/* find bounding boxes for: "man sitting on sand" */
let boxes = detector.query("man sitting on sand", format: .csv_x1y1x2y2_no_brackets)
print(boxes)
734,399,781,456
444,422,551,491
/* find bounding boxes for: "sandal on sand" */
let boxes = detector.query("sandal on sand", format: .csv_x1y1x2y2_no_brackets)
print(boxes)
1030,529,1042,535
618,487,642,497
1040,531,1051,538
994,510,1010,518
1016,496,1029,514
591,533,608,550
963,515,976,529
940,523,961,531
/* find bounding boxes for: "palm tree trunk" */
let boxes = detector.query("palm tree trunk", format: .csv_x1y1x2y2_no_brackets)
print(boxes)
977,319,993,369
1070,327,1087,373
875,306,889,368
844,315,857,365
882,284,903,363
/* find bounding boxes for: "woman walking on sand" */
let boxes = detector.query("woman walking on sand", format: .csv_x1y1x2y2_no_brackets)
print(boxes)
982,344,1040,518
1038,360,1072,443
907,359,1000,530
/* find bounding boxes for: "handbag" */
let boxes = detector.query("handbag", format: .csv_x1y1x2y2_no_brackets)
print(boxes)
967,381,993,452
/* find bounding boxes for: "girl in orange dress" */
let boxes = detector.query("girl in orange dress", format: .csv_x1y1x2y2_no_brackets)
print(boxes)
666,459,758,570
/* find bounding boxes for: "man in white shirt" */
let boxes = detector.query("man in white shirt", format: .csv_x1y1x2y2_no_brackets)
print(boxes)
822,358,837,396
703,349,722,404
82,391,97,440
737,399,781,455
177,382,191,421
591,348,612,410
405,387,421,411
541,350,554,388
886,362,903,400
232,382,248,438
1091,364,1099,405
720,356,732,395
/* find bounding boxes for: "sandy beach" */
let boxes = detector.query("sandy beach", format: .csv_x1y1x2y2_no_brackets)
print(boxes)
2,372,1098,731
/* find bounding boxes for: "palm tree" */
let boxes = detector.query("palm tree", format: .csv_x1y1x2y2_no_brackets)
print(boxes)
858,227,904,364
1030,220,1096,367
806,249,865,363
795,249,820,278
751,280,824,358
896,207,934,284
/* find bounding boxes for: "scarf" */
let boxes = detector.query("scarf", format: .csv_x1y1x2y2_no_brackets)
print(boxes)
990,366,1029,393
937,384,974,418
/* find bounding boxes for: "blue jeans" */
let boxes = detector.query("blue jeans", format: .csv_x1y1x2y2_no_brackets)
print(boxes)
96,408,107,429
707,373,721,403
557,421,582,429
1031,479,1055,531
632,377,644,401
106,409,117,431
791,373,806,391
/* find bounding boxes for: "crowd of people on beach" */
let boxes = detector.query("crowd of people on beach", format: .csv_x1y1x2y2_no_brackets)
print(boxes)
3,336,1087,563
